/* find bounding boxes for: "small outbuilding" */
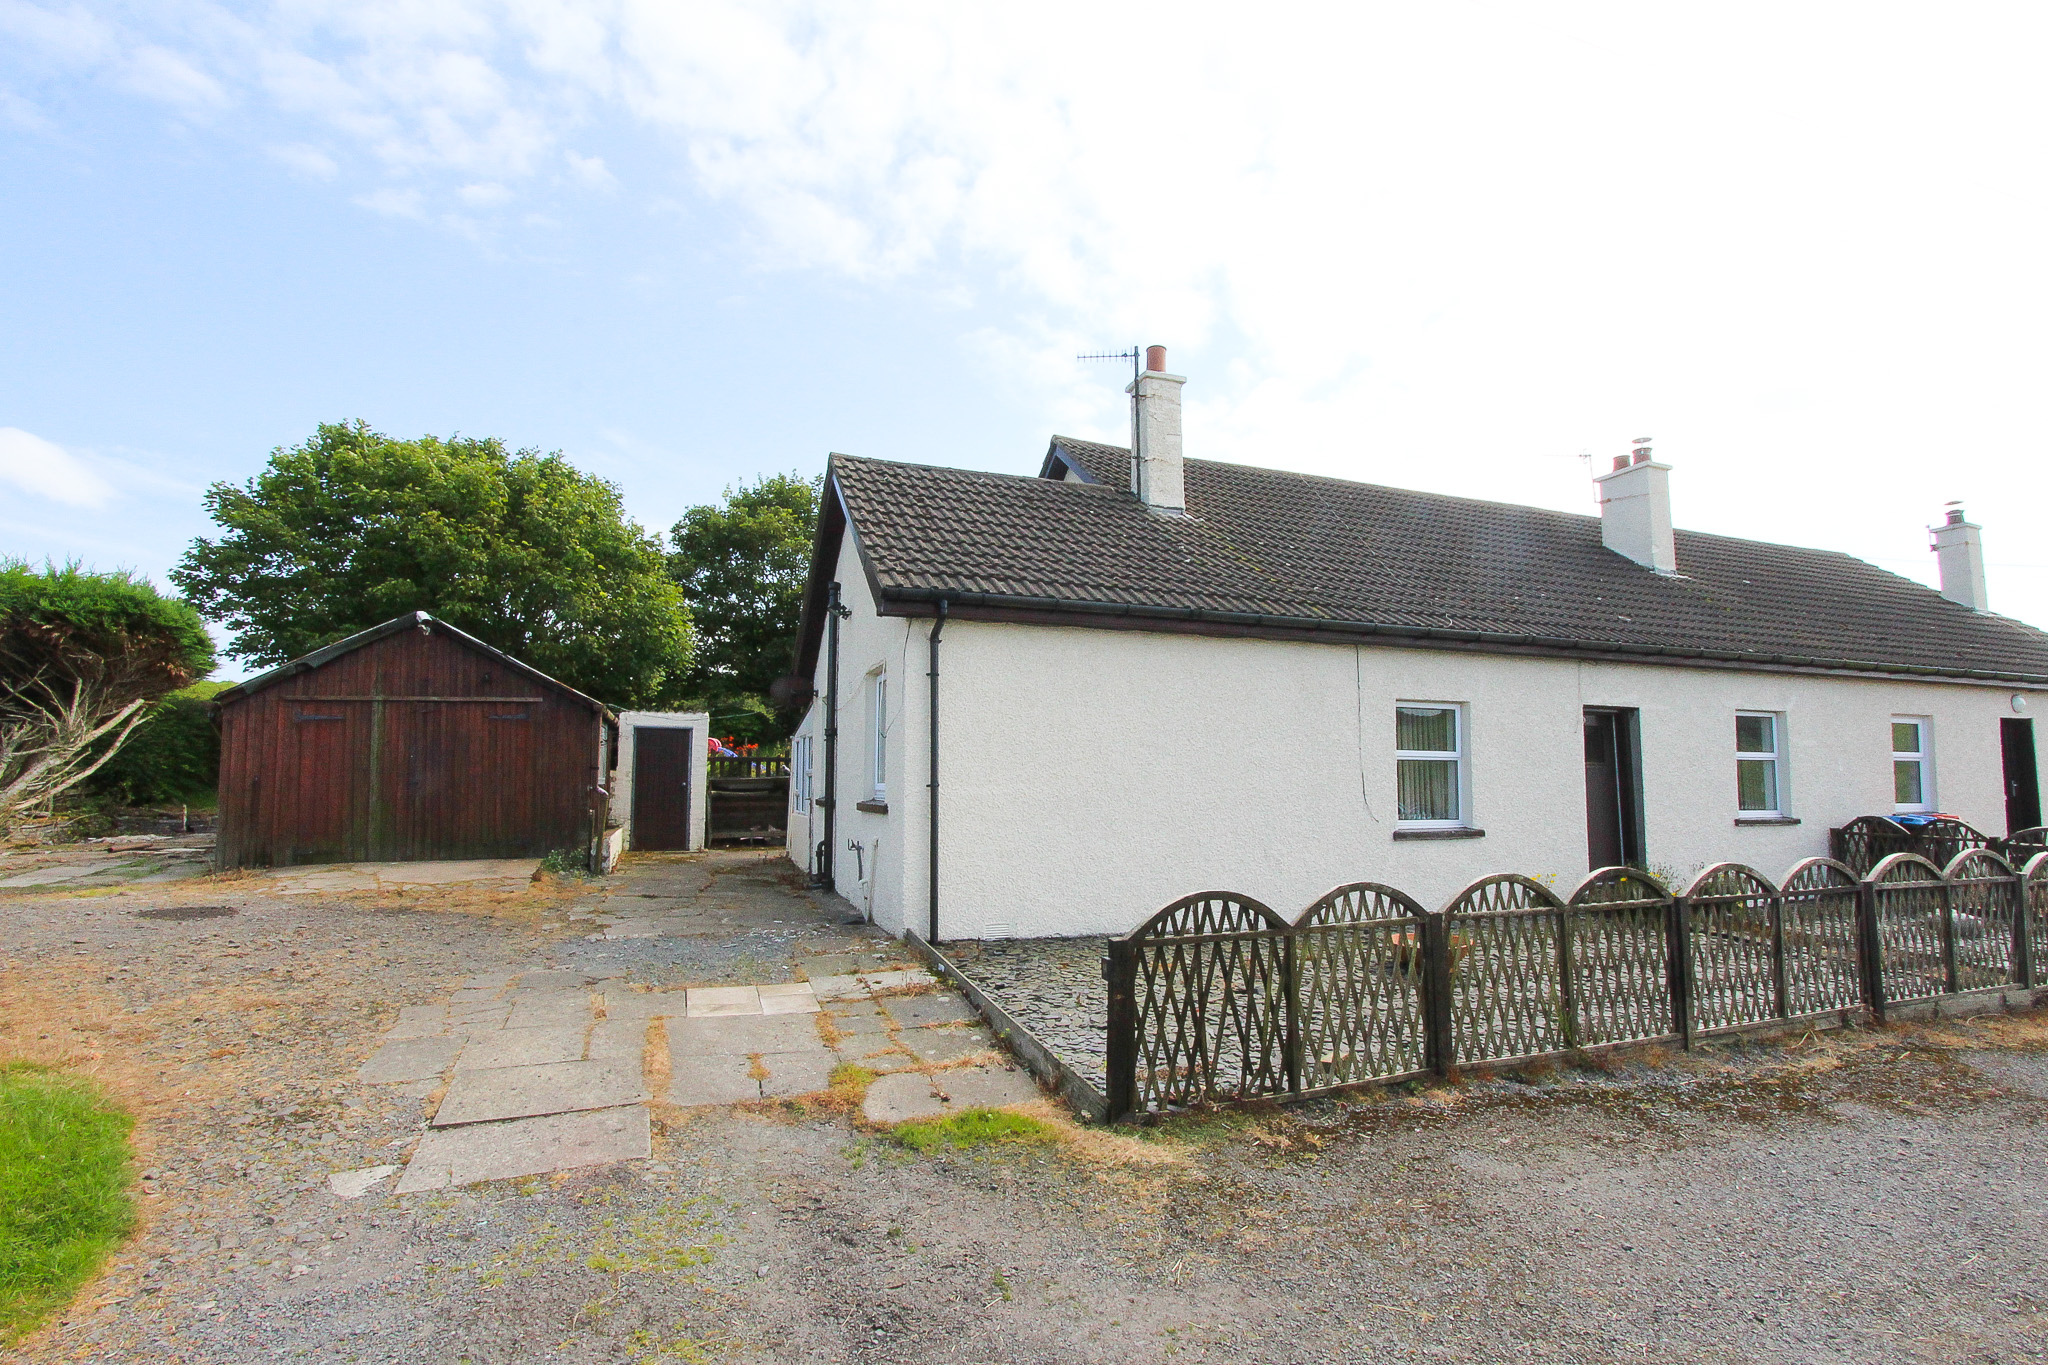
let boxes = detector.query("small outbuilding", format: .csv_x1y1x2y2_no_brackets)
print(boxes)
610,710,712,854
213,612,615,869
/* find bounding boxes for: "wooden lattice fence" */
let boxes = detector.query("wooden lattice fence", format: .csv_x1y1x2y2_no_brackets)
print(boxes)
1103,850,2048,1120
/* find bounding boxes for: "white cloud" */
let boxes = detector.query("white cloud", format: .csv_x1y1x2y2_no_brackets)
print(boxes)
564,149,613,187
122,42,229,111
8,1,2048,621
354,185,426,219
270,141,339,179
0,428,116,508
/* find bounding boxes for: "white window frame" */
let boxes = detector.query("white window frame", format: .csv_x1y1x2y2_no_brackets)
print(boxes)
1891,715,1934,813
1394,701,1469,830
1735,711,1785,816
791,734,812,814
870,671,888,802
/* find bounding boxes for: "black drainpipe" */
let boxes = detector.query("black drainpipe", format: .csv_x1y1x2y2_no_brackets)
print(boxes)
926,599,948,944
818,581,845,886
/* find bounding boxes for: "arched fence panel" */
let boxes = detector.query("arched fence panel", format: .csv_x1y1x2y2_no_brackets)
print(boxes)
1102,850,2044,1120
1869,854,1954,1003
1944,850,2022,991
1441,875,1571,1066
2028,854,2048,987
1108,892,1292,1118
1777,858,1866,1017
1564,869,1678,1047
1684,863,1783,1032
1293,884,1432,1091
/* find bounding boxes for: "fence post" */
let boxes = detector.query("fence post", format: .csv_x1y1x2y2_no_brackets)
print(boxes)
1667,891,1694,1050
1422,912,1455,1077
1858,876,1887,1023
1281,930,1303,1097
1768,887,1790,1022
1937,873,1959,996
1103,938,1138,1122
2013,867,2034,990
1556,905,1579,1051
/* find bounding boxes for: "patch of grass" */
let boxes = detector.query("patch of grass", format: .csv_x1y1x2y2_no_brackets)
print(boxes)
0,1064,137,1342
891,1106,1052,1153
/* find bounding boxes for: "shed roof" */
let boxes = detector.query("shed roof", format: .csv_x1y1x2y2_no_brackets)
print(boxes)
798,440,2048,685
212,612,616,718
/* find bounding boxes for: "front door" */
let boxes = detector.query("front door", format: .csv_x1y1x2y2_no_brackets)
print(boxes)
632,727,693,851
1583,708,1644,870
2003,717,2042,833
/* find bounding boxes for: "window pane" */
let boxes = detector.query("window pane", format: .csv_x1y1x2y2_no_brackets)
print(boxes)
1396,706,1457,753
1735,714,1774,754
1891,721,1920,755
1398,758,1459,821
1894,759,1923,806
1737,758,1778,811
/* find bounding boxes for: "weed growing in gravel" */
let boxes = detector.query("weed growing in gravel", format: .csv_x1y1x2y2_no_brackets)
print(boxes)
891,1107,1053,1154
0,1063,137,1342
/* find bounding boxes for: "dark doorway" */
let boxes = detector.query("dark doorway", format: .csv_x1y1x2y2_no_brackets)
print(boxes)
631,727,693,851
2003,718,2041,833
1584,708,1645,870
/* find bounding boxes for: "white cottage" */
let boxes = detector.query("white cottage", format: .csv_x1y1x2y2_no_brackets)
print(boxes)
783,349,2048,941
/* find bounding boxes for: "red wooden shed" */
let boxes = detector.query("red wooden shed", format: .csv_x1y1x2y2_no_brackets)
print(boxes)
212,612,615,868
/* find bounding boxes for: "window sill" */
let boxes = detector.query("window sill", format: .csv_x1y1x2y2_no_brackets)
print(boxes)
1393,827,1485,841
856,799,889,814
1735,815,1801,826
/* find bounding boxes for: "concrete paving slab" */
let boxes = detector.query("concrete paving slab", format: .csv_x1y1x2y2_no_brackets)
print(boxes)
862,968,937,991
374,859,541,886
598,991,687,1021
505,994,594,1031
358,1036,464,1084
448,989,504,1007
862,1071,943,1124
394,1105,650,1193
327,1165,398,1199
760,989,820,1015
881,994,979,1028
931,1064,1041,1110
901,1026,1000,1065
685,985,761,1017
806,974,869,1001
461,973,518,990
668,1056,763,1107
758,1049,837,1098
587,1019,647,1062
0,858,133,887
455,1026,586,1072
384,1005,450,1040
513,970,587,990
668,1014,824,1058
825,1009,893,1037
431,1059,646,1127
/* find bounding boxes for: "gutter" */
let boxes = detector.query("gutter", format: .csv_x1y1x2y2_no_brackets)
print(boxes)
872,587,2048,688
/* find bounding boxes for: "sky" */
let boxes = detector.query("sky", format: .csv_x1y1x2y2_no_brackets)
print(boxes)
4,1,2046,680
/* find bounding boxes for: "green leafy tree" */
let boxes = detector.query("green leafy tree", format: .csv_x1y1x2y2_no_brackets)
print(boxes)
85,680,229,805
171,421,692,707
667,473,820,745
1,561,215,823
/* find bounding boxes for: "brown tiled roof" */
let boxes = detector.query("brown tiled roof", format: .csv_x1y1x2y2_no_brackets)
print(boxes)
814,440,2048,683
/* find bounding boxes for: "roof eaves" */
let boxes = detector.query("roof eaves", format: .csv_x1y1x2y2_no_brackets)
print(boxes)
871,584,2048,686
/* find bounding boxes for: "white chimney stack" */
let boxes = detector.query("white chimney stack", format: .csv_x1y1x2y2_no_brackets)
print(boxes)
1127,343,1186,514
1593,439,1677,575
1930,504,1988,611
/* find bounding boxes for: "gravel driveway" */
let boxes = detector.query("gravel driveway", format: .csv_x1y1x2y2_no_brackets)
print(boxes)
3,849,2043,1364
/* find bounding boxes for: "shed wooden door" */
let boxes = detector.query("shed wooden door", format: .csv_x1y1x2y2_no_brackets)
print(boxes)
632,727,693,850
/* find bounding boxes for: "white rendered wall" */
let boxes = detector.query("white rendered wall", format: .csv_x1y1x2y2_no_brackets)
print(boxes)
927,622,2041,938
613,710,711,852
798,530,926,933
